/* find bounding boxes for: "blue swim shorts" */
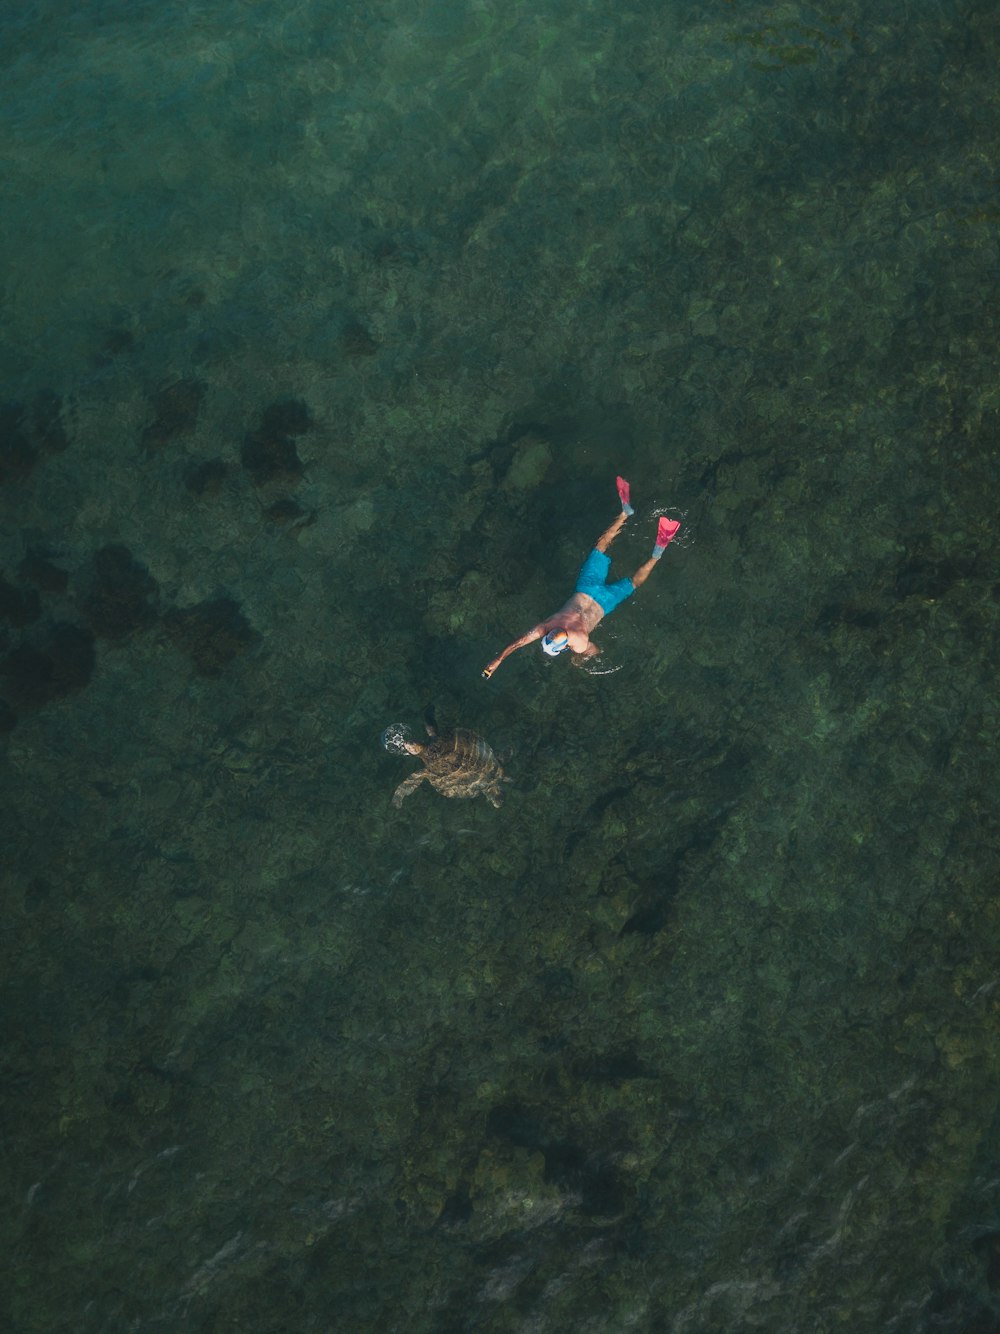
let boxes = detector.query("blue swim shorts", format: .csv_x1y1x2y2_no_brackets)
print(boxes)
574,549,634,616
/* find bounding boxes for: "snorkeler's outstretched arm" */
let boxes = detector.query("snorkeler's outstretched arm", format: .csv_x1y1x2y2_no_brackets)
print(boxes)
482,626,545,679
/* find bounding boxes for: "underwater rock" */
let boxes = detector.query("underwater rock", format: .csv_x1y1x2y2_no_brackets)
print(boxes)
164,596,258,676
424,569,486,636
141,379,205,450
0,622,95,708
464,1145,568,1240
240,399,311,486
81,544,159,640
501,432,552,492
0,575,42,628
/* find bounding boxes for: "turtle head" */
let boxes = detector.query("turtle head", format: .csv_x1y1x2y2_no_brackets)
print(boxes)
382,723,422,756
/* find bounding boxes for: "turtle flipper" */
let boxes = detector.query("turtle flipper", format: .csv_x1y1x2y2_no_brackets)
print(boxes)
423,704,439,738
392,772,428,807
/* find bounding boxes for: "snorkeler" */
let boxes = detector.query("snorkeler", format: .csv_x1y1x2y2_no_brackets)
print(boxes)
481,478,680,679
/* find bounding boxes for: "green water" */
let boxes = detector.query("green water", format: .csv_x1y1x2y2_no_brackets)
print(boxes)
3,1,999,1330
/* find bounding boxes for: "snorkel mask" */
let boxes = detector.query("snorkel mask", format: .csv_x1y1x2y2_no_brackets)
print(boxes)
541,629,570,657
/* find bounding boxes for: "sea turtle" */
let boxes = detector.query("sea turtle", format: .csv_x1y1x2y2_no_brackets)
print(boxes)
383,709,511,809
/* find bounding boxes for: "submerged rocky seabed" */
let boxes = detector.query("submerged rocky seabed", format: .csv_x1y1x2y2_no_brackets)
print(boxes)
3,0,999,1329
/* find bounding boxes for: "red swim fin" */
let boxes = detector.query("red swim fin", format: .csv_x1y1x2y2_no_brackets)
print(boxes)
616,475,634,515
652,516,680,558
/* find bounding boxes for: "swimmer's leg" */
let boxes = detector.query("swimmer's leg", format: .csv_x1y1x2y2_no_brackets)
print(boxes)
594,510,629,553
632,518,681,588
629,556,658,591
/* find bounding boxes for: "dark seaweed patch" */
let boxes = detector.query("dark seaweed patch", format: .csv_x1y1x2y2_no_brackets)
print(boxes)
620,884,680,937
0,576,42,628
260,399,312,438
575,1049,657,1087
164,596,258,676
18,550,69,595
0,622,95,708
96,328,136,365
815,602,884,631
341,319,379,357
241,399,311,486
484,1101,627,1219
0,402,39,485
81,545,159,641
32,390,69,454
240,431,302,486
141,380,205,450
264,498,310,525
894,555,977,601
185,458,228,496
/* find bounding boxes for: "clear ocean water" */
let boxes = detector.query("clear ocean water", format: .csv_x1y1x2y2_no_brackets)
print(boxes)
3,1,999,1330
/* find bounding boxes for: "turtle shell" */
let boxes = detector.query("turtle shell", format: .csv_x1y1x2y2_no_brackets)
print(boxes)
391,725,509,808
422,729,502,794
